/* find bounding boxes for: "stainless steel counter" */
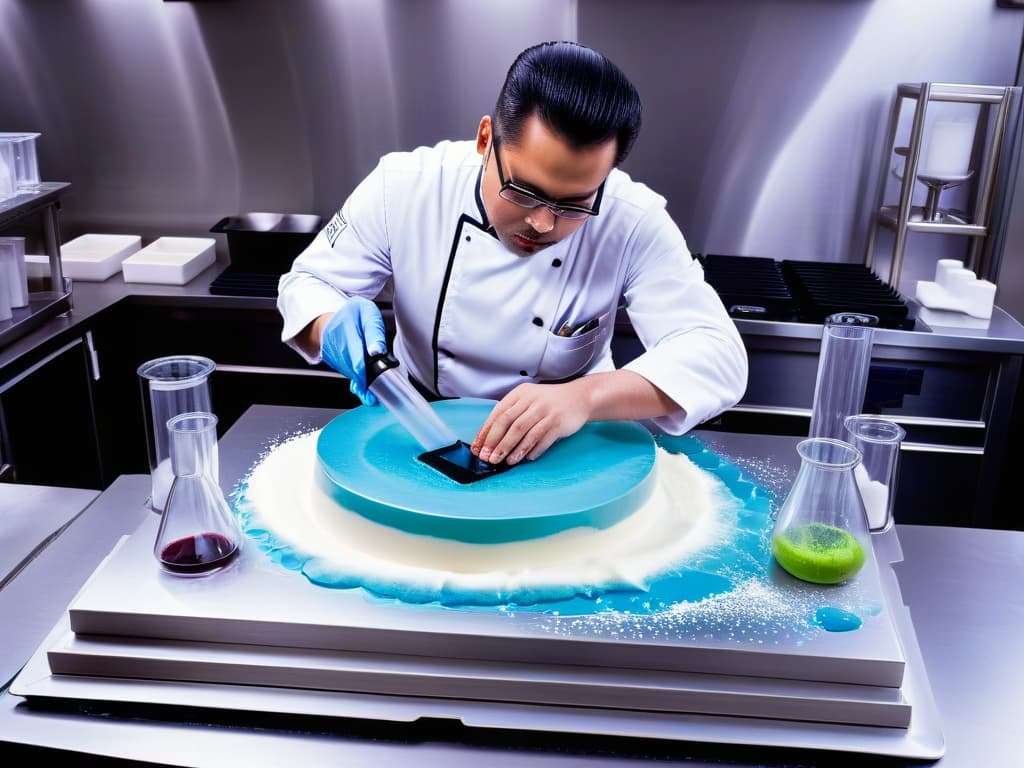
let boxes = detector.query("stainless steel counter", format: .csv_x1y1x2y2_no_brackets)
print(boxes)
0,405,1021,766
2,264,1023,526
4,261,1024,375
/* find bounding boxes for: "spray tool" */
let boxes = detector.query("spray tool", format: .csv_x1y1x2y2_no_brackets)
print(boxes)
364,352,512,484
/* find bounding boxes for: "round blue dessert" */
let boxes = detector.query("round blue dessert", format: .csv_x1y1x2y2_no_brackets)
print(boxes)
315,398,657,544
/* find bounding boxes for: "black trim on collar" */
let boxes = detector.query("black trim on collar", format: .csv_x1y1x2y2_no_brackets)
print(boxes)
474,165,495,236
431,212,491,395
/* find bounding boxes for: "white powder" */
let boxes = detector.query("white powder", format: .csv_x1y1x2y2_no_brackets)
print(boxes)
243,430,732,599
854,463,890,530
150,458,174,512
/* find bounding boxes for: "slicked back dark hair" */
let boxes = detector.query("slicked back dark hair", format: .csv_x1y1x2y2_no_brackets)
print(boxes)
494,41,642,166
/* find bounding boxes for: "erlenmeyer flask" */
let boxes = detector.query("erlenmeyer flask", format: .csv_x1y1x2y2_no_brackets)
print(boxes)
771,438,870,584
154,412,241,577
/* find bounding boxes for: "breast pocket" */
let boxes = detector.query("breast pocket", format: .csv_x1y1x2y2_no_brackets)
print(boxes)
535,312,613,382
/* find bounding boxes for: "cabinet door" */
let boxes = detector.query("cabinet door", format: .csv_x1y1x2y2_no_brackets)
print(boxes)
0,337,103,488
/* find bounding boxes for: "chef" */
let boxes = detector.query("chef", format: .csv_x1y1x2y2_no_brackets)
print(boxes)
278,41,748,466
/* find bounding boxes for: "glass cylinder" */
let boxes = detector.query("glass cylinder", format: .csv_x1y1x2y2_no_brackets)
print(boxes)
0,236,28,308
154,412,240,577
771,438,870,585
844,414,906,532
808,313,878,441
138,355,215,512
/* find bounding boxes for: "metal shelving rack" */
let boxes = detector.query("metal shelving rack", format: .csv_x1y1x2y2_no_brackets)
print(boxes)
865,83,1021,287
0,182,72,349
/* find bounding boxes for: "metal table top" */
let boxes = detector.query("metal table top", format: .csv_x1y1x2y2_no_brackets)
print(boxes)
0,405,1021,766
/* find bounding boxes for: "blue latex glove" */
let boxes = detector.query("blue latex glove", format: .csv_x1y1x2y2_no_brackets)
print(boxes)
320,297,387,406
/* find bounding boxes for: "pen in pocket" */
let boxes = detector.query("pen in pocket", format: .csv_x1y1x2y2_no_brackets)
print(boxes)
556,316,600,337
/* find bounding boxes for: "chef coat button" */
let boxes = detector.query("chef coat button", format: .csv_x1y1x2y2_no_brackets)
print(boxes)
532,317,543,327
520,370,528,376
551,258,562,268
465,235,471,242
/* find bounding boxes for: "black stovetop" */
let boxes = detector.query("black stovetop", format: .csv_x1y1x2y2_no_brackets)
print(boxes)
697,254,914,330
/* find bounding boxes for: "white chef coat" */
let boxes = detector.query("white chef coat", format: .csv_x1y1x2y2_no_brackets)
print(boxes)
278,139,747,434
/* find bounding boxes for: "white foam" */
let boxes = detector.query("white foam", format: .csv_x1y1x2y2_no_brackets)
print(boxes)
242,430,731,598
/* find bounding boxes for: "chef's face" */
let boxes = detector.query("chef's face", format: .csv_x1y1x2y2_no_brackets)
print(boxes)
477,115,616,257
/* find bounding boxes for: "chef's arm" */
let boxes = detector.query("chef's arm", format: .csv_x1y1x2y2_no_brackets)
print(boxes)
296,313,333,359
471,370,679,466
294,299,388,406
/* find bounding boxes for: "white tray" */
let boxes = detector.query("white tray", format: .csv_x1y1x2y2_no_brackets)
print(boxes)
121,236,216,285
58,233,141,281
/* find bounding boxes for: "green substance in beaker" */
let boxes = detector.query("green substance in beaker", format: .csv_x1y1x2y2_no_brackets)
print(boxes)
772,522,865,584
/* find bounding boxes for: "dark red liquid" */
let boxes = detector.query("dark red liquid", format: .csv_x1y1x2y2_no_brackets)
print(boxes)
159,532,238,574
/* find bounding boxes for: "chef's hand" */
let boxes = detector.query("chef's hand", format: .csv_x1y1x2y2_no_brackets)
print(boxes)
319,297,387,406
470,382,590,466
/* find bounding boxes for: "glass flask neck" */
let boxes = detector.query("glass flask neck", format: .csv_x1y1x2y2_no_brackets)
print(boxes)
796,437,862,470
168,411,219,478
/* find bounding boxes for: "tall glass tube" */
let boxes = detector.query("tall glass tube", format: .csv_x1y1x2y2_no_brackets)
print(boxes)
808,313,879,441
138,355,215,512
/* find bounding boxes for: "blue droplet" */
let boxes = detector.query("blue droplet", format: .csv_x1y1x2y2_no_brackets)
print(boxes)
812,606,863,632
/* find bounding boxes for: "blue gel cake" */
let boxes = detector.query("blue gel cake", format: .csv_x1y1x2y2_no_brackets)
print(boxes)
315,398,657,544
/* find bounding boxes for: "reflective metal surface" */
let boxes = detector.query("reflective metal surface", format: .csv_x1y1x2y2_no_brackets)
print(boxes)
0,1,1020,301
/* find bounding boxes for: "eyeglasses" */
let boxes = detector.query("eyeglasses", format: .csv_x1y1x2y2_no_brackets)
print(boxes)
491,135,603,220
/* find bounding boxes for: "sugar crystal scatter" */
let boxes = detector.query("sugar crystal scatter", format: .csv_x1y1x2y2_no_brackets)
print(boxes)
232,432,875,646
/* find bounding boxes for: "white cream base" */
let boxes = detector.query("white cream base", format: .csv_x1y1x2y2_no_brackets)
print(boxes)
243,430,734,597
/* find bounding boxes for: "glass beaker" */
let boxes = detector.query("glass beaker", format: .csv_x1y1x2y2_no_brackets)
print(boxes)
844,414,906,533
138,355,215,512
808,313,879,441
154,412,240,577
771,438,870,585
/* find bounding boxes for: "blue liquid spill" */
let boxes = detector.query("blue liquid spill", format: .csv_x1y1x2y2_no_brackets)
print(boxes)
813,606,863,632
233,433,872,641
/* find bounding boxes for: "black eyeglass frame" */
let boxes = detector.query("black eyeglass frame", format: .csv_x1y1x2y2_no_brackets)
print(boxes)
490,134,604,220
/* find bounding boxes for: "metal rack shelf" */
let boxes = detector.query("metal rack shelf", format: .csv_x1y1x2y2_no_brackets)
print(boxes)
0,182,72,349
865,83,1021,287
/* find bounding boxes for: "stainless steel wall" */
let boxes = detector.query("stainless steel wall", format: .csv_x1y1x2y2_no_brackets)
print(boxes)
1,0,1021,306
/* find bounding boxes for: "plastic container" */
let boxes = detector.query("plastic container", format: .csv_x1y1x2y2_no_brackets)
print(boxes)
844,414,906,532
0,132,41,189
210,212,321,274
60,233,142,281
121,236,216,285
0,141,15,200
0,237,28,308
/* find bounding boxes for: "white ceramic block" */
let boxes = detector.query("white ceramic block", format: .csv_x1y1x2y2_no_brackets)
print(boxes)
60,233,142,281
914,259,995,320
121,237,216,285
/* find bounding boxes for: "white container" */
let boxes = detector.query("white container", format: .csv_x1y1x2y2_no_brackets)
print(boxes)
0,132,41,189
0,237,28,307
60,233,142,281
0,142,15,201
0,254,12,321
121,237,216,285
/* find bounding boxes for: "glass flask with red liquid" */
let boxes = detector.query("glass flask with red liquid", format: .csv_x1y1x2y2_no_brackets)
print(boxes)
154,412,241,577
